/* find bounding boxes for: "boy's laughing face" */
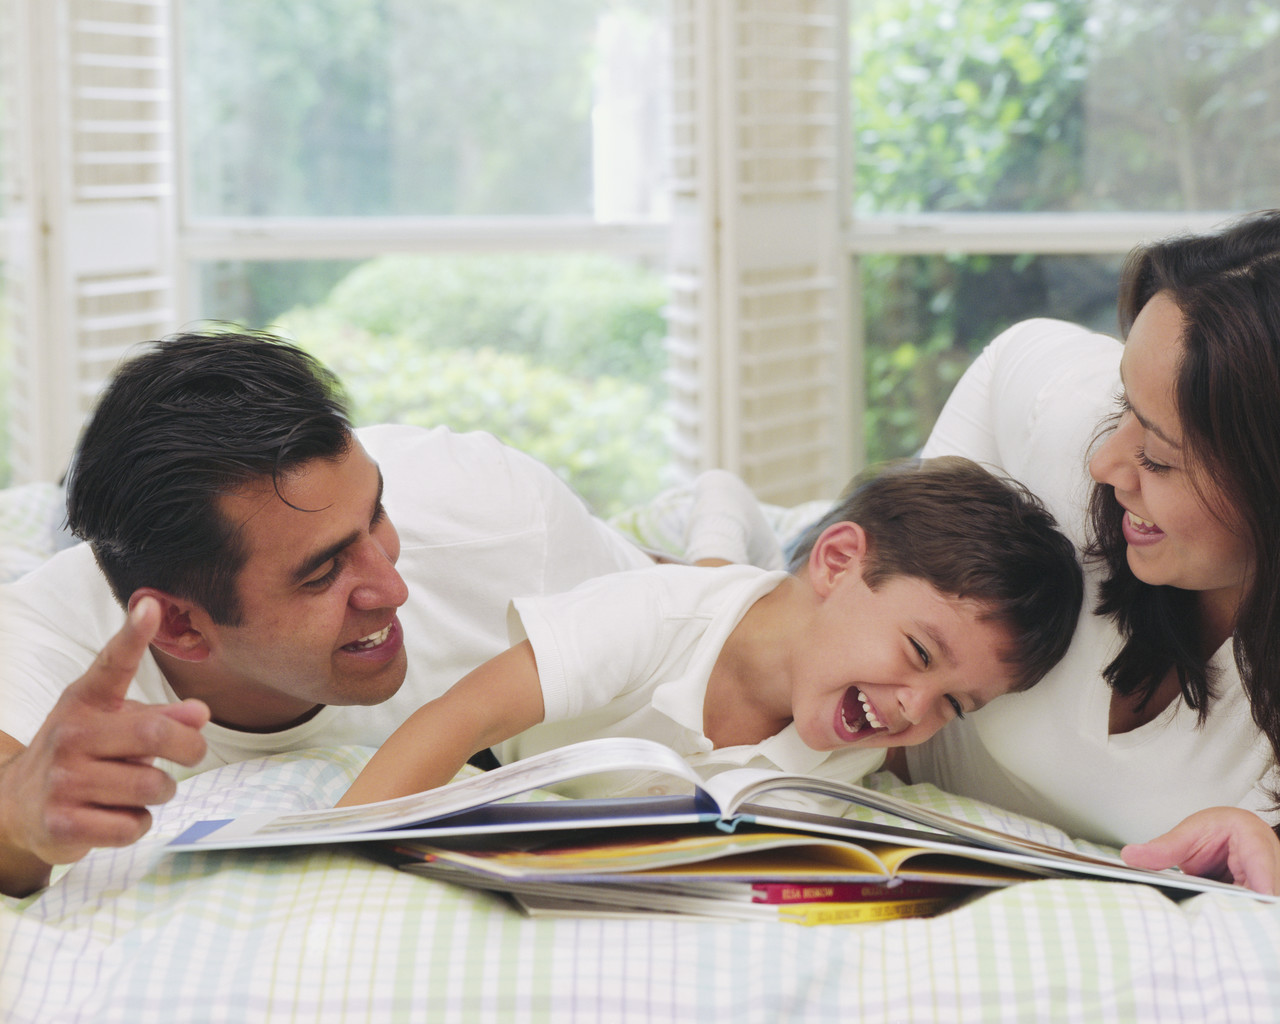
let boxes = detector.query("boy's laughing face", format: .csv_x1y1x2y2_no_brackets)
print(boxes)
789,567,1016,753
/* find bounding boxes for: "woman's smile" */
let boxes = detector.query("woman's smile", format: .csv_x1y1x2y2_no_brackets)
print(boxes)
1089,292,1252,596
1121,508,1165,546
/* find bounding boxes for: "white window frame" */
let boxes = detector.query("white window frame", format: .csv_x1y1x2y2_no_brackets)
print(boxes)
848,210,1234,257
173,218,670,318
843,211,1240,401
165,1,672,348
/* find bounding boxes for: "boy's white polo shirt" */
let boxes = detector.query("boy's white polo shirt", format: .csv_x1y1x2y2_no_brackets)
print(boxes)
496,563,885,805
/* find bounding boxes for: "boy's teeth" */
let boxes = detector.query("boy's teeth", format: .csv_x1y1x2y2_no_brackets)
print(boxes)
841,689,887,734
346,624,391,650
860,691,886,730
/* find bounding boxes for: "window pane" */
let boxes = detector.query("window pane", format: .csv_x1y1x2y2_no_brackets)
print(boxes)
861,252,1125,462
182,0,669,219
192,255,673,516
851,0,1280,214
0,4,8,484
0,0,9,224
0,270,10,487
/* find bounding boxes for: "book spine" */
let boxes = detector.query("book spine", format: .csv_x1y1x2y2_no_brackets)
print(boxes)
777,897,955,926
751,880,962,905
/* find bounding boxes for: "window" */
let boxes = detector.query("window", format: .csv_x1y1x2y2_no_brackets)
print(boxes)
849,0,1280,462
0,0,11,486
178,0,670,515
194,252,670,513
182,0,668,221
6,0,1276,499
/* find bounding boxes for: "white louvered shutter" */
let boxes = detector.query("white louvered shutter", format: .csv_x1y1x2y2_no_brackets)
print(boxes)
4,0,176,483
666,0,856,505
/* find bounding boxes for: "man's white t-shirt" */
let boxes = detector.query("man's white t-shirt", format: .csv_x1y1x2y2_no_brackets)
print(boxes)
0,424,652,773
494,563,885,802
906,318,1278,846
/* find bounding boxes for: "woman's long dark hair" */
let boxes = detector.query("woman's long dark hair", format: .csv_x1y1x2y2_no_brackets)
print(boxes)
1086,210,1280,779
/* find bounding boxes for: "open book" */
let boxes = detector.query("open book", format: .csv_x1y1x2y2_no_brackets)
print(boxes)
167,736,1274,903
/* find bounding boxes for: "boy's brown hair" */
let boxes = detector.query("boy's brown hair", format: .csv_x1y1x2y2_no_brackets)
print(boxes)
788,456,1083,692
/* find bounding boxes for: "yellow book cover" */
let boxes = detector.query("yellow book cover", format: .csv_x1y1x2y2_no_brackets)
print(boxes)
778,897,957,926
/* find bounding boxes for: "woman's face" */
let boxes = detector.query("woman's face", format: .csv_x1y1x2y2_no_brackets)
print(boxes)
1088,291,1253,609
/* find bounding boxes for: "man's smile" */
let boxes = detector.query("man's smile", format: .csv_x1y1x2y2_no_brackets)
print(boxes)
339,618,403,660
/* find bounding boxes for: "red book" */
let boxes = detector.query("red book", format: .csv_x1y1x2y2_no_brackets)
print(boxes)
750,879,967,905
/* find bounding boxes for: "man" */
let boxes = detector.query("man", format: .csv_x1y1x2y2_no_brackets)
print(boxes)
0,330,655,896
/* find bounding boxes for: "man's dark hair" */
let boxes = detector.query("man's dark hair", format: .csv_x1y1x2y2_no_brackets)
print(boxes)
65,329,353,624
788,456,1083,692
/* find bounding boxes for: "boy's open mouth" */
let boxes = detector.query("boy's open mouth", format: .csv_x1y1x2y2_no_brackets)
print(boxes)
839,687,888,738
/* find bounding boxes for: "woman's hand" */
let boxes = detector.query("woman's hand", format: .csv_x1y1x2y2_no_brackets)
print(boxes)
1121,807,1280,895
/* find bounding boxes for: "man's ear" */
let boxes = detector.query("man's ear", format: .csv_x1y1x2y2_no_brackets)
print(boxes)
807,521,868,598
128,588,212,662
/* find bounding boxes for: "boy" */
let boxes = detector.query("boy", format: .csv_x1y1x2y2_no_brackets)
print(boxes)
338,457,1083,805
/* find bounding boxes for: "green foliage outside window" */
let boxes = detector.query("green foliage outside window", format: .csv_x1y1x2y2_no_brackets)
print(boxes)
853,0,1088,218
270,254,671,517
852,0,1280,462
183,0,612,217
853,0,1090,461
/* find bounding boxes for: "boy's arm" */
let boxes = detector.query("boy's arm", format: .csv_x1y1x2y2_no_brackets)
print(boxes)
337,640,545,806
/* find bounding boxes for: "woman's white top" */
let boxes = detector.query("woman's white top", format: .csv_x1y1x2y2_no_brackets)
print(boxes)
905,318,1277,846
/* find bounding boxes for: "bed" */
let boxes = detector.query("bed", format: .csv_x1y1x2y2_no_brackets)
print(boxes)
4,481,1280,1023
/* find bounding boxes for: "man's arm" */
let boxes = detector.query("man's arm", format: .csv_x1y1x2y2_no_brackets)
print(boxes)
0,598,209,897
337,640,545,806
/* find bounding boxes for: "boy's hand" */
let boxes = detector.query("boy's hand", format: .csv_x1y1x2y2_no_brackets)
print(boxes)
0,597,209,895
1121,807,1280,895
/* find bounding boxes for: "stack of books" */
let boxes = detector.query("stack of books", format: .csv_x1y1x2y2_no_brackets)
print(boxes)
375,827,1006,923
168,737,1276,924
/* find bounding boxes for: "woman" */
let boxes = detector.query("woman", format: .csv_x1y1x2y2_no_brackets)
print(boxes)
903,209,1280,893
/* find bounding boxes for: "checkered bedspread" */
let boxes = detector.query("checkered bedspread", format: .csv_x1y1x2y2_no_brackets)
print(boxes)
6,746,1279,1023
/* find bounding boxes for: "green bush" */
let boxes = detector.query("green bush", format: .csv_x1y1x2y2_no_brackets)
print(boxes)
277,255,672,516
311,253,668,381
852,0,1087,216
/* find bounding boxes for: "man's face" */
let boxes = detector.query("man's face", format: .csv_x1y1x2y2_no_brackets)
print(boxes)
194,440,409,726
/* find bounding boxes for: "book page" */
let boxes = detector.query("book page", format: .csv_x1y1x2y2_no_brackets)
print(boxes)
704,768,1132,866
169,737,718,848
411,831,892,881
